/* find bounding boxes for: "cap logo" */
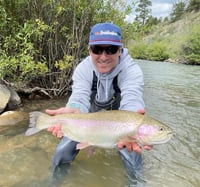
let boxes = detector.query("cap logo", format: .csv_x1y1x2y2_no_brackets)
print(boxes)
94,30,118,36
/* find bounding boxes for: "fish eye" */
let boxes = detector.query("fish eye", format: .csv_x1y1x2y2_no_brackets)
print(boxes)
160,127,164,131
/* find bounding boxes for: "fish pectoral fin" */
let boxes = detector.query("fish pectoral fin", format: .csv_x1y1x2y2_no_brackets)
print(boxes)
119,135,136,143
76,142,90,150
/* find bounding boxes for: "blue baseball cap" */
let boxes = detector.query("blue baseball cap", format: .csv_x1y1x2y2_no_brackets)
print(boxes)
89,23,123,46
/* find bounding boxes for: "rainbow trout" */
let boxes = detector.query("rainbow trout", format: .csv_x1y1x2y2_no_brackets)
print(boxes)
25,110,173,149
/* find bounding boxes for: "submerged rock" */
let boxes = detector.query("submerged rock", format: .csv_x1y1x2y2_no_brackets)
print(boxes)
0,80,22,114
0,84,11,114
0,111,29,126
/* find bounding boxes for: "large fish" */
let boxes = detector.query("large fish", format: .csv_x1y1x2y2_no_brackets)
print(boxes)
25,110,173,150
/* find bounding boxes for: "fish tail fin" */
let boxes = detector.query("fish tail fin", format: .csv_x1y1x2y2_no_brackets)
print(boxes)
25,111,44,136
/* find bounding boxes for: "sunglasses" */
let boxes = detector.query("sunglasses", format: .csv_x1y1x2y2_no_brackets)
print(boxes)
90,45,120,55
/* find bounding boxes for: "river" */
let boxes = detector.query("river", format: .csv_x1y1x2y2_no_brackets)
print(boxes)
0,60,199,187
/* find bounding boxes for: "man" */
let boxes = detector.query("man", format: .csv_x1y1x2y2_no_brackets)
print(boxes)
46,23,151,184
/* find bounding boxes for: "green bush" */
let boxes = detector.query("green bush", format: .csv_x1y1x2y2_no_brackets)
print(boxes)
0,21,48,82
129,43,148,59
129,41,169,61
181,25,200,65
146,41,169,61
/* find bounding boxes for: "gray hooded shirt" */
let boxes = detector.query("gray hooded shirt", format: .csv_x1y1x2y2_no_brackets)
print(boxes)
67,48,145,113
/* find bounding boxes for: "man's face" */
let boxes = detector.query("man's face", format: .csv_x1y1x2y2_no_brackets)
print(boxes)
89,45,122,74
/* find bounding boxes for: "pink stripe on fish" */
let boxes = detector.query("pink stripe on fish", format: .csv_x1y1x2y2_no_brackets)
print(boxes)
137,124,158,138
59,118,135,132
62,118,117,126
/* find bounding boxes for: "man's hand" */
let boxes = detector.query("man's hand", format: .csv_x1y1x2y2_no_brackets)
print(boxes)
118,141,153,154
45,107,80,138
117,109,152,154
47,123,63,138
118,141,142,153
137,109,145,115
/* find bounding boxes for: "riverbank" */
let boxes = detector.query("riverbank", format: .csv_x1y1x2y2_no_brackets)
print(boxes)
128,11,200,65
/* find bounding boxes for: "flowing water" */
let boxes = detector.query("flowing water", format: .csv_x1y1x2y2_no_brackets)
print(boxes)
0,60,199,187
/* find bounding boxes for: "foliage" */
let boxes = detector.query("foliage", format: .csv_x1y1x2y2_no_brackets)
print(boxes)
181,25,200,65
186,0,200,12
128,7,200,65
170,1,186,22
135,0,152,25
129,41,169,61
129,42,147,59
0,20,48,82
145,42,169,61
169,0,200,20
134,0,153,36
0,0,134,97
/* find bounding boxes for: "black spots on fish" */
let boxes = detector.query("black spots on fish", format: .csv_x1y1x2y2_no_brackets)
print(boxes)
159,127,164,131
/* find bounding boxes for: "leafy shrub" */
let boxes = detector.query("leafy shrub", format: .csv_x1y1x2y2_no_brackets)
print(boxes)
146,41,169,61
0,21,48,82
129,42,148,59
129,41,169,61
181,25,200,65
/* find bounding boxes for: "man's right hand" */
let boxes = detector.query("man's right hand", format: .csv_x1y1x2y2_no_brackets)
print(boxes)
45,107,80,138
47,123,63,138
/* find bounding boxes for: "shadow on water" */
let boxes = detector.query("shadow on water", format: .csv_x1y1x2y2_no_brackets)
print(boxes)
0,60,200,187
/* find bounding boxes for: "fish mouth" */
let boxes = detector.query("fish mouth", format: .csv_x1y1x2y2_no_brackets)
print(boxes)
150,132,173,145
162,133,173,143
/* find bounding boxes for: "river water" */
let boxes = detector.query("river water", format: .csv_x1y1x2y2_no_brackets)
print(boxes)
0,60,199,187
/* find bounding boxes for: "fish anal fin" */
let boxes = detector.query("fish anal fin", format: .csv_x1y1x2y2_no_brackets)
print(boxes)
76,142,90,150
86,146,95,158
